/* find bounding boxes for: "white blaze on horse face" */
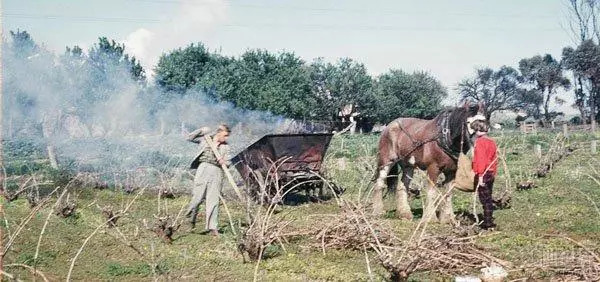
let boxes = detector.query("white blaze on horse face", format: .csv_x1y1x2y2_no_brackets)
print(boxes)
376,165,390,187
408,155,416,165
467,122,475,135
466,114,486,135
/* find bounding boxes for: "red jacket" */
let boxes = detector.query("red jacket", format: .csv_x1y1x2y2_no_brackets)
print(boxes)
472,135,497,175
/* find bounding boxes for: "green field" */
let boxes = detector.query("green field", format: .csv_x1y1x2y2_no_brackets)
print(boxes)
2,131,600,281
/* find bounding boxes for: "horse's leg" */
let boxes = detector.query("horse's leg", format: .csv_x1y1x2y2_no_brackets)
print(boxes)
438,172,456,225
395,165,413,220
422,165,440,223
372,164,391,216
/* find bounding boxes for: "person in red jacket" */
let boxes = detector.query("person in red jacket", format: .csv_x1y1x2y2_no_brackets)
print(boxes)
471,119,498,229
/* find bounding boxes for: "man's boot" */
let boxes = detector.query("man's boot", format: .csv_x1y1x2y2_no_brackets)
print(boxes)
480,208,496,229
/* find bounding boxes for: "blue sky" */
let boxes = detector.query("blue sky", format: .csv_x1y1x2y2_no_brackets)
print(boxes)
4,0,578,111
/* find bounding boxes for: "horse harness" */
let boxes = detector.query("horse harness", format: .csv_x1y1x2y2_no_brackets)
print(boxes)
390,110,462,162
436,110,462,161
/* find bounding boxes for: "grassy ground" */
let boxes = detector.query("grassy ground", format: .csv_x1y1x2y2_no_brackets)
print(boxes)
3,130,600,281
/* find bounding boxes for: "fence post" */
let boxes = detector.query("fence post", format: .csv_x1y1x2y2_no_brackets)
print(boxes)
563,124,569,138
592,140,597,155
337,157,347,170
535,144,542,159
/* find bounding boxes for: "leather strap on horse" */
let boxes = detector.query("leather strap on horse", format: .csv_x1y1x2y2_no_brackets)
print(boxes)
389,119,443,161
392,110,462,163
436,110,460,160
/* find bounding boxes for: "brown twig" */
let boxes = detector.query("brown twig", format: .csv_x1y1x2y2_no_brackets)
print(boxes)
34,189,68,277
5,263,49,282
66,186,147,281
2,186,60,258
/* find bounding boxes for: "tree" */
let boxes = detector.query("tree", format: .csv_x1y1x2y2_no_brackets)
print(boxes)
308,58,375,122
154,43,220,92
232,50,314,119
8,30,38,59
88,37,146,83
565,0,600,44
458,66,526,120
200,49,317,120
373,70,447,123
562,40,600,124
563,0,600,128
518,54,571,123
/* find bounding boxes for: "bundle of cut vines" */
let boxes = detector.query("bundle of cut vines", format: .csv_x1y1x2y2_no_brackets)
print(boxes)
519,237,600,281
535,135,575,178
371,233,510,281
311,201,394,251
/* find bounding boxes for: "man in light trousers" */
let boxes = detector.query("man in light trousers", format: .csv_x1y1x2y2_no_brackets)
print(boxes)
185,124,231,237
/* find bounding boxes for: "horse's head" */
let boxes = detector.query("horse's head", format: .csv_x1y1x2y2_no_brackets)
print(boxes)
465,102,486,135
444,102,486,153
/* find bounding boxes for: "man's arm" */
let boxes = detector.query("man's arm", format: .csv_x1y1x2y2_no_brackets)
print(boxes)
186,128,206,143
218,144,232,166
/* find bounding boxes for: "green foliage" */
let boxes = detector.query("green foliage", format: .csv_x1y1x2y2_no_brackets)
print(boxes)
519,54,570,121
208,49,316,119
3,139,48,175
105,261,161,277
373,70,447,123
9,30,38,58
4,138,45,159
155,43,221,92
88,37,146,83
16,251,57,267
458,66,528,120
562,40,600,122
309,58,375,121
155,46,448,123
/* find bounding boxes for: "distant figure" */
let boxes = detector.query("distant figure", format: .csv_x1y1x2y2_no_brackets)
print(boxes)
185,124,231,237
471,118,498,229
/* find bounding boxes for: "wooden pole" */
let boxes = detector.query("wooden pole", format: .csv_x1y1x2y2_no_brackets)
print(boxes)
535,144,542,159
202,135,244,202
563,124,569,138
592,140,597,155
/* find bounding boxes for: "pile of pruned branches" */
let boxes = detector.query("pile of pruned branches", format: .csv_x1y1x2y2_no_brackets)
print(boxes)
372,233,510,281
311,199,509,281
311,201,394,252
518,237,600,281
535,135,575,178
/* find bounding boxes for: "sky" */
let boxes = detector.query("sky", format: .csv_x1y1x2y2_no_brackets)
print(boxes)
3,0,580,113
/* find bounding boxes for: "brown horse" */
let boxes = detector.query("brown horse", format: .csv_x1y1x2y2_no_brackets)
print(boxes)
372,104,482,223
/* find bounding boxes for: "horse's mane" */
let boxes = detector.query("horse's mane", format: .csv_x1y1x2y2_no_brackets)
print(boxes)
434,106,479,156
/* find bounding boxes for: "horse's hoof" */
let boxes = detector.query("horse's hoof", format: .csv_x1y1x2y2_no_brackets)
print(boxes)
439,217,457,226
420,214,439,224
372,208,385,217
395,211,413,220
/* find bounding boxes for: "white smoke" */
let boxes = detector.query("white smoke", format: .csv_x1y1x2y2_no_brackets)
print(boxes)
123,0,229,77
3,32,308,190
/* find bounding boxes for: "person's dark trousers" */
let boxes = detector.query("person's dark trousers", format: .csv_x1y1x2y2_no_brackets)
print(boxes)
474,172,496,229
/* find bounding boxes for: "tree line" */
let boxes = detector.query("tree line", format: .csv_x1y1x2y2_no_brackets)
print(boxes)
9,0,600,132
460,0,600,128
153,44,447,126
